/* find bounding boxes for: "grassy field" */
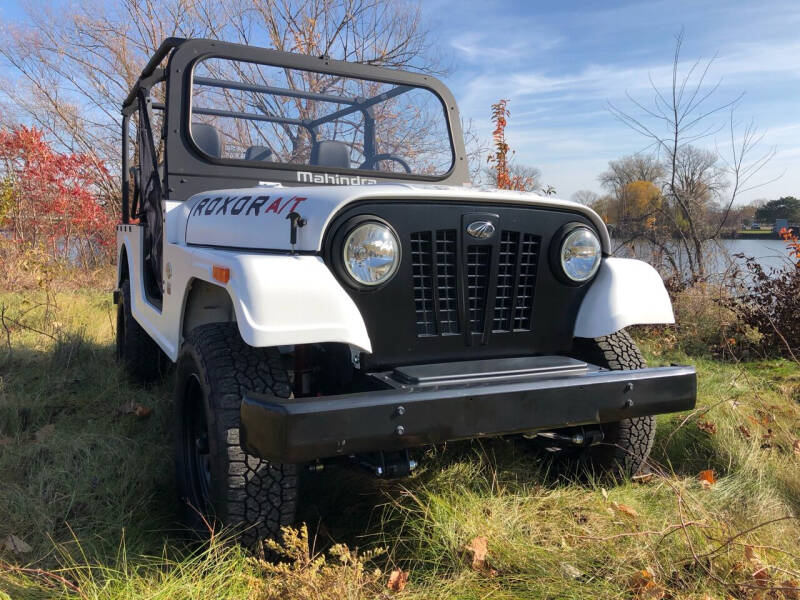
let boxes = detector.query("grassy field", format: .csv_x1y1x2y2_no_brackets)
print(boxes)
1,287,799,599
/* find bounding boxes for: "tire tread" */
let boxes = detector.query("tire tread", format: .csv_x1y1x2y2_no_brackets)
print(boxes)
176,322,297,547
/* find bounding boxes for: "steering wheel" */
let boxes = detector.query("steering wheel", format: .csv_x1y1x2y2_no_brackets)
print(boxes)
359,153,412,173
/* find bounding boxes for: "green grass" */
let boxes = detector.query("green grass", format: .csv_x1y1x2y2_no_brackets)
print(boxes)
1,287,799,599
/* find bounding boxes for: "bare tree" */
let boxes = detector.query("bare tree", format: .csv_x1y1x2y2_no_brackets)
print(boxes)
608,30,776,281
571,190,599,206
599,154,665,194
0,0,440,217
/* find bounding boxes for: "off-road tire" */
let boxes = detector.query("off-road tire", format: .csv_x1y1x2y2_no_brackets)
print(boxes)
563,329,656,477
116,279,167,384
173,322,298,549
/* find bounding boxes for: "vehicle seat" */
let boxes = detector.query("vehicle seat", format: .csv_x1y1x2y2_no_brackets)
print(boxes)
191,122,222,157
245,145,272,161
310,140,350,168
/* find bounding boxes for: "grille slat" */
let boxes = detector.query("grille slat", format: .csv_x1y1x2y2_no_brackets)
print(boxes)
410,231,436,336
466,245,491,334
411,228,541,339
435,230,459,334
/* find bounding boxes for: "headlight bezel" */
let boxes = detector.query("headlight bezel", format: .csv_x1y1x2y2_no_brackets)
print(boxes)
549,223,603,285
337,216,402,289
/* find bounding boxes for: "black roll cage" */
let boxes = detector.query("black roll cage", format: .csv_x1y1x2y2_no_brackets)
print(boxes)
121,38,469,224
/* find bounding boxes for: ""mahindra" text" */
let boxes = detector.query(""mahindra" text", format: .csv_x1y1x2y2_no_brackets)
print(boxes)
297,171,377,185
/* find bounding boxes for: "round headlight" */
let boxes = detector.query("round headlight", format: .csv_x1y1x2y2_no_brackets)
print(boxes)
342,222,400,286
560,227,601,282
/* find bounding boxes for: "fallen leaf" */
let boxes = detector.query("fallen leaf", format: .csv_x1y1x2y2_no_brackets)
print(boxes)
573,512,588,524
386,569,408,592
34,423,55,442
698,470,716,489
560,562,583,580
738,425,752,440
744,545,758,562
698,420,718,435
2,534,32,554
119,402,152,418
133,404,152,418
629,568,665,599
781,579,800,600
794,440,800,456
632,472,654,484
752,566,770,583
465,536,488,570
611,501,639,518
629,568,653,588
755,410,773,425
601,488,608,501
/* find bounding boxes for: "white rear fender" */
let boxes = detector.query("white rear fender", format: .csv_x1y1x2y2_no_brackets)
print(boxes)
574,257,675,339
188,249,372,352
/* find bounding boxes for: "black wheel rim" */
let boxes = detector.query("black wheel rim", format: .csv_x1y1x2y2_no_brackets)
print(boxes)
183,373,212,511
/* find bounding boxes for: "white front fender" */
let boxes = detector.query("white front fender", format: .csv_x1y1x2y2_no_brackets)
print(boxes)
189,249,371,352
573,257,675,339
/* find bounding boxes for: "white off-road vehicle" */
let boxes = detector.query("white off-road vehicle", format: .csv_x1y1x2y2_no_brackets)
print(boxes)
116,38,696,545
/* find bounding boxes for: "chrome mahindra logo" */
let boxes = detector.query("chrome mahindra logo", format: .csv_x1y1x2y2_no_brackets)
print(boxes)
466,220,496,239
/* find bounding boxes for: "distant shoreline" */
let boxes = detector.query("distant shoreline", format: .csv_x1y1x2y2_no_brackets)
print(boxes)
721,228,797,240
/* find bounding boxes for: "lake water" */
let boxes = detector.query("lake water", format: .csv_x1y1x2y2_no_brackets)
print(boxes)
610,238,795,280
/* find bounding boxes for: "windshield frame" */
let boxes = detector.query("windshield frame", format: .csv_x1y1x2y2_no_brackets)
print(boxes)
165,40,465,192
189,62,454,178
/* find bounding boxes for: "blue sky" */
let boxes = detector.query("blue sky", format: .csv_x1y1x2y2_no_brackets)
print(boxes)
424,0,800,202
1,0,797,203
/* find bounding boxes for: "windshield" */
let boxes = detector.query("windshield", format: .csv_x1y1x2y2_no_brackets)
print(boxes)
190,57,454,178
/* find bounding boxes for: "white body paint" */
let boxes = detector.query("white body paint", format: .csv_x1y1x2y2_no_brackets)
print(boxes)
118,184,675,362
573,257,675,339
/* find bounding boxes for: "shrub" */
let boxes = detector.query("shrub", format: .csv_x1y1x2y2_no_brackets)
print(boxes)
727,229,800,359
0,126,114,267
640,281,761,358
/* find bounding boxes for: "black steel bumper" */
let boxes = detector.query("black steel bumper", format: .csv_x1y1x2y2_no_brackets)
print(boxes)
239,357,696,463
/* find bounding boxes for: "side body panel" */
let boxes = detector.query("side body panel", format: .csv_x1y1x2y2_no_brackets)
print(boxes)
573,257,675,339
117,202,372,362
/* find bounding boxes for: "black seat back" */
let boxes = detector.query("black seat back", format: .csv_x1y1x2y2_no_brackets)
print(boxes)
191,122,222,157
310,140,350,168
245,145,272,161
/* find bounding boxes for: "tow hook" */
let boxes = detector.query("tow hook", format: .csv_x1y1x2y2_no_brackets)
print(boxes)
531,429,604,446
357,450,417,477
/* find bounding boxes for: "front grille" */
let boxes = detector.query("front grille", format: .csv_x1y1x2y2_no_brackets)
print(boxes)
411,229,541,339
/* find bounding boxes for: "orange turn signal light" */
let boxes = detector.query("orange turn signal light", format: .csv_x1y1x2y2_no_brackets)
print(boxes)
212,265,230,284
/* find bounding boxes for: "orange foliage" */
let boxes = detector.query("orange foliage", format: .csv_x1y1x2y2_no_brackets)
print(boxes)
779,227,800,265
487,99,535,191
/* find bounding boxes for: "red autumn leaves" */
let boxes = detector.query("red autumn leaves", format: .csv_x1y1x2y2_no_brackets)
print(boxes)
0,126,113,260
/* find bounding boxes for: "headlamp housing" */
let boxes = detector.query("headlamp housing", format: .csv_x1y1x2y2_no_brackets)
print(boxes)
342,221,401,286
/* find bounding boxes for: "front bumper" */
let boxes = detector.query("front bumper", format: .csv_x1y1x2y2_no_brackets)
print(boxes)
240,356,696,463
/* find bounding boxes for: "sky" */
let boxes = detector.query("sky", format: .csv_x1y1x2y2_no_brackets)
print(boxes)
1,0,797,204
423,0,800,203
